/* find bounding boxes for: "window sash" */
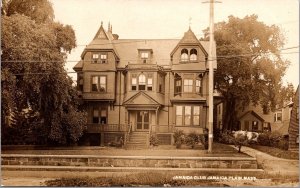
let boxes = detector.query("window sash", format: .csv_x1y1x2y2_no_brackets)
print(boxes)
91,76,106,92
100,54,107,60
92,54,99,59
183,79,193,92
141,52,149,59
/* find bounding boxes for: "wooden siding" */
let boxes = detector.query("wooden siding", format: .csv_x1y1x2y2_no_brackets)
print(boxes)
289,87,299,150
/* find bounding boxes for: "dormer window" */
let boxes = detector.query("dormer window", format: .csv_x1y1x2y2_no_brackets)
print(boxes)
92,54,99,63
181,49,188,62
141,52,149,63
190,49,197,61
100,54,107,63
138,74,146,90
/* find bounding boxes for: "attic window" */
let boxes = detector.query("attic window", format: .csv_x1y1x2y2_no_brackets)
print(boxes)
181,49,188,62
92,54,99,63
141,52,149,63
100,54,107,63
190,49,197,61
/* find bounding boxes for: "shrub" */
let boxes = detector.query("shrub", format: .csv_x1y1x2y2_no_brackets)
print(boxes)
269,131,282,147
277,137,289,150
233,133,249,153
257,132,271,146
219,130,234,144
150,133,159,146
185,132,198,148
173,130,185,148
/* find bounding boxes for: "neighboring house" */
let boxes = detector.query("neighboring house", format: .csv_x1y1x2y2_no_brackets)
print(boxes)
73,23,217,146
215,100,294,134
237,111,264,132
273,101,294,135
288,86,299,151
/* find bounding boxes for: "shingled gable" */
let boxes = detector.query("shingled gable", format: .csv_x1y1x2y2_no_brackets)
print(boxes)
170,28,208,57
79,22,120,61
123,92,161,106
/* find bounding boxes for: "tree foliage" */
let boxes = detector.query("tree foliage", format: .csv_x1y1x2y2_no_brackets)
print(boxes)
1,2,86,145
204,15,289,130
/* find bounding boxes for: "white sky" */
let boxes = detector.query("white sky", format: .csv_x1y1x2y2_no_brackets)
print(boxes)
51,0,299,87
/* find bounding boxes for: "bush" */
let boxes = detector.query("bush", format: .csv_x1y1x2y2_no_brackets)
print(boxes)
257,132,271,146
269,131,282,147
277,139,289,150
173,130,185,148
219,130,234,144
150,133,159,146
185,132,207,149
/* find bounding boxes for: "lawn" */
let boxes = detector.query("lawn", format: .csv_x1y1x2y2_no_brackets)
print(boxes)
45,172,225,187
250,145,299,160
2,143,250,157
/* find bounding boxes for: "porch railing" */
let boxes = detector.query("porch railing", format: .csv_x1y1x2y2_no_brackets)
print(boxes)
87,124,128,133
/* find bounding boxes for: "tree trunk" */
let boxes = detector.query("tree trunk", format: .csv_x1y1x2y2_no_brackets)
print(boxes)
222,96,237,131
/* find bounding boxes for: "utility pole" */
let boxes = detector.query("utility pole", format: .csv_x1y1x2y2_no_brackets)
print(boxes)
203,0,219,153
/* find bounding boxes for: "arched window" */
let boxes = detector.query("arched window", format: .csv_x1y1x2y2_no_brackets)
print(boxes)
181,49,188,62
190,49,197,61
138,74,146,90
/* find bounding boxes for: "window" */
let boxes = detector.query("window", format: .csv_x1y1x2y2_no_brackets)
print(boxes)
158,74,164,93
196,79,202,94
244,121,249,131
138,74,146,90
91,76,106,92
274,112,282,122
131,74,137,91
176,106,183,126
92,106,107,124
176,105,201,126
193,106,200,126
78,78,83,91
252,121,258,131
141,52,149,63
100,54,107,63
141,52,149,59
92,54,99,63
185,106,191,125
181,49,188,62
147,75,153,91
175,79,182,94
183,79,193,92
92,76,99,91
190,49,197,61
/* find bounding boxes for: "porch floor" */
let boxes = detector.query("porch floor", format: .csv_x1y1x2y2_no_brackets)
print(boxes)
2,143,249,157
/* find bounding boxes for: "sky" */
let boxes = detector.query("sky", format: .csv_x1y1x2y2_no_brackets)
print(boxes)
51,0,299,87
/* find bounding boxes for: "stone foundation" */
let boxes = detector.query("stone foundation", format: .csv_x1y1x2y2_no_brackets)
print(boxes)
2,155,258,169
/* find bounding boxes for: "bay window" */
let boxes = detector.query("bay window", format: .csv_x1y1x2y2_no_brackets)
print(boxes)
175,105,201,126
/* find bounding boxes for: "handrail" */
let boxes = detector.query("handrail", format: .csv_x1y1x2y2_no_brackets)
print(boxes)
125,123,132,145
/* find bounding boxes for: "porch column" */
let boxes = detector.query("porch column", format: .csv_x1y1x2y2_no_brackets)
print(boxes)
155,107,159,132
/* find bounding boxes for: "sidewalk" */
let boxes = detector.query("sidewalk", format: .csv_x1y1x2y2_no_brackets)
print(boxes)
231,145,299,177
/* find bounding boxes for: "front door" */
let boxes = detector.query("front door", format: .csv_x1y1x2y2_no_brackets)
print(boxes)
136,111,149,131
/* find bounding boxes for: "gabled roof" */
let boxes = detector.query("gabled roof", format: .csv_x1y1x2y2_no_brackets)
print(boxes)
123,92,161,106
170,28,208,57
238,110,265,122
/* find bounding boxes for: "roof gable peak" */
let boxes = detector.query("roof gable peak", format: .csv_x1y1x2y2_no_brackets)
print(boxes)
93,22,110,40
179,27,200,44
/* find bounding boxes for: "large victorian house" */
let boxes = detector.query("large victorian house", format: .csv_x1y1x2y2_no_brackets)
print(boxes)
74,23,217,147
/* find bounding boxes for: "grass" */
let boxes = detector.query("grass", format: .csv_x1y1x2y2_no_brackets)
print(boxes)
45,172,299,187
45,172,226,187
2,143,250,157
250,145,299,160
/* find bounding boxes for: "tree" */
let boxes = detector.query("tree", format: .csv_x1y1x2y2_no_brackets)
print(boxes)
1,2,86,145
204,15,289,130
3,0,54,24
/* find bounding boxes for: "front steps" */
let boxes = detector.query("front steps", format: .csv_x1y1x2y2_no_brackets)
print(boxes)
125,132,149,149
